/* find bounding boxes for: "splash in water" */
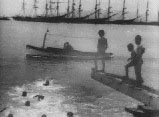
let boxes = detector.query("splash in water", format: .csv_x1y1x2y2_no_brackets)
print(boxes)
1,79,77,117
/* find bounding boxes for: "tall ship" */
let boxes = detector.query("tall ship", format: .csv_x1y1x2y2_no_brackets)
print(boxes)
108,0,137,24
13,0,32,21
12,0,159,26
60,0,88,23
84,0,136,24
133,0,159,26
13,0,68,23
11,0,118,24
82,0,117,24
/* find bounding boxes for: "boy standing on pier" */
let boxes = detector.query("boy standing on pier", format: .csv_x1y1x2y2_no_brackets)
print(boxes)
124,43,137,80
134,35,145,87
95,30,108,72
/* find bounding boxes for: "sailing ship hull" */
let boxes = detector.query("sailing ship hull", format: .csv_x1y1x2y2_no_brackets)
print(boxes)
132,21,159,26
13,16,107,24
83,18,108,24
61,18,85,23
13,17,62,23
108,18,136,24
26,45,113,60
0,17,10,20
12,16,139,25
13,14,68,23
13,16,34,22
13,16,159,26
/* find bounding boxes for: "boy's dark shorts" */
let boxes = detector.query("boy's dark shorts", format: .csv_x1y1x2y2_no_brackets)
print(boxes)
97,49,105,56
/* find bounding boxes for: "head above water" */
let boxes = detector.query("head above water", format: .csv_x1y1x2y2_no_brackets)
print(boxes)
41,114,47,117
46,29,49,32
98,30,105,37
135,35,142,45
8,114,13,117
67,112,73,117
127,43,134,52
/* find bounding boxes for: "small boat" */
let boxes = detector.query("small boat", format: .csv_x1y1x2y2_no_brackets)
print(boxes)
26,45,113,60
26,29,113,60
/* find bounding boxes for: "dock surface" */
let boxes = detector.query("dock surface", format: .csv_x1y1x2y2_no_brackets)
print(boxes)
91,68,159,110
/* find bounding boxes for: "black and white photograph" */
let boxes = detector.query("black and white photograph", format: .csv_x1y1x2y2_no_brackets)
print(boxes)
0,0,159,117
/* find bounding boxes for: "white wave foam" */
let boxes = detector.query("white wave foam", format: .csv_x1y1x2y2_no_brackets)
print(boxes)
3,79,76,117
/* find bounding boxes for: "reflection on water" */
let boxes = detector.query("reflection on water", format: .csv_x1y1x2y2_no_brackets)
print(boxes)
0,21,159,117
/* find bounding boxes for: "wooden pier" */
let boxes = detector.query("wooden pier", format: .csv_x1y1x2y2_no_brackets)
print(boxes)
91,68,159,116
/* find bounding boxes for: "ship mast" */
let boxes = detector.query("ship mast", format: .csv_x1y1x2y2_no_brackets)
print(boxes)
122,0,127,20
22,0,26,16
45,0,49,16
97,0,101,19
55,0,65,16
67,0,70,17
95,0,98,19
56,0,60,16
49,0,54,16
136,4,139,18
136,3,139,22
146,0,149,22
33,0,38,16
78,0,82,18
72,0,75,18
107,0,112,21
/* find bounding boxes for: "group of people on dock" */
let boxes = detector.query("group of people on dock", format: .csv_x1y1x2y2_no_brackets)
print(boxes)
95,30,145,88
43,29,145,88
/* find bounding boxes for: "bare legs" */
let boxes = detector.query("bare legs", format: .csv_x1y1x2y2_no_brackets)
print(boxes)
125,65,129,78
102,59,105,71
134,62,143,87
94,58,105,72
124,62,144,87
124,63,134,81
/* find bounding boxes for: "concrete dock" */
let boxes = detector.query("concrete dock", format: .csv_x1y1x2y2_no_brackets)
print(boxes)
91,68,159,111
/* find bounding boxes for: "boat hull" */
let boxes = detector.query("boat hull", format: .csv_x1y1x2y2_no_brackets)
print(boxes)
0,17,10,20
12,16,159,26
13,16,64,23
26,45,113,60
108,18,136,24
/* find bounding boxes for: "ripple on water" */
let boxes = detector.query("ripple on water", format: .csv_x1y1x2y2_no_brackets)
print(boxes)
1,79,77,117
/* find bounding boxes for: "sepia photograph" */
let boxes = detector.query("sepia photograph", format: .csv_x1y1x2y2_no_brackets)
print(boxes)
0,0,159,117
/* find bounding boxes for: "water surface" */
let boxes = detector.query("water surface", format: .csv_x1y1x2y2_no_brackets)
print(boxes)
0,21,159,117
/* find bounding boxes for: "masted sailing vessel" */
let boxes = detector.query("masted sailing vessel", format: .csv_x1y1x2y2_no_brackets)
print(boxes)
13,0,68,23
12,0,159,25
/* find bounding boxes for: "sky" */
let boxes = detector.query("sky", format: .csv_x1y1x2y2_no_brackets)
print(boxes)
0,0,159,21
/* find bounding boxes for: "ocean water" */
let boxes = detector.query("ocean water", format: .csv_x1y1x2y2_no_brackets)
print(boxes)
0,20,159,117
